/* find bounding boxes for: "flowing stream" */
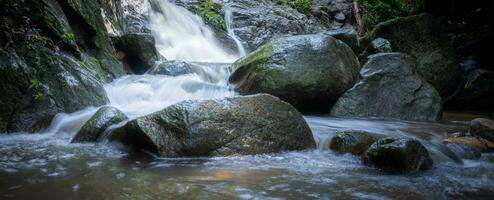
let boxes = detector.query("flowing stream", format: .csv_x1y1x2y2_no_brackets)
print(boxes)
1,0,494,199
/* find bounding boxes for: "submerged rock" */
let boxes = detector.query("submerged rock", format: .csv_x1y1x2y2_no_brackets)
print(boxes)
362,137,433,173
329,131,382,156
72,106,128,143
445,143,481,160
443,136,494,153
470,118,494,143
116,33,161,74
331,53,442,121
109,94,315,156
362,14,462,97
229,33,360,112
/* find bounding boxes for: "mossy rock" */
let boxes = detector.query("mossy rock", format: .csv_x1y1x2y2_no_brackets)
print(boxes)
362,13,461,97
229,33,360,112
109,94,315,157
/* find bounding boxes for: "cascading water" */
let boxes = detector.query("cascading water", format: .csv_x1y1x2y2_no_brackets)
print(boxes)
224,5,246,57
105,0,239,118
1,1,494,199
149,0,237,62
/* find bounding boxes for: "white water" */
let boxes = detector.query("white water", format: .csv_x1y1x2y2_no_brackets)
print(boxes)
225,5,246,57
149,0,237,62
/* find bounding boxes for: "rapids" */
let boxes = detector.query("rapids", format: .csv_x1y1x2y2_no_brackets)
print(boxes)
1,0,493,199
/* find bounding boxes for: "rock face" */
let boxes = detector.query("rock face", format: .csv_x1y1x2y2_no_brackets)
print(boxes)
72,106,128,143
177,0,355,51
362,137,433,173
109,94,315,156
331,53,442,121
0,0,125,133
329,131,382,156
229,33,361,112
116,33,160,74
362,14,462,97
470,118,494,143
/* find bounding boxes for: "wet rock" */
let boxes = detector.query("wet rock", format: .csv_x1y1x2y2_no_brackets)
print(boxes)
0,48,111,133
359,38,392,63
369,38,392,53
0,0,126,133
470,118,494,143
72,106,128,143
147,60,197,76
324,28,359,51
445,143,481,160
451,70,494,112
362,14,462,97
109,94,315,157
229,33,360,112
331,53,442,121
329,131,382,156
443,136,494,153
177,0,354,50
362,137,433,173
116,33,161,74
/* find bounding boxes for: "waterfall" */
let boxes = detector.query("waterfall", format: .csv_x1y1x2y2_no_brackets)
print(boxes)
148,0,237,62
224,5,246,57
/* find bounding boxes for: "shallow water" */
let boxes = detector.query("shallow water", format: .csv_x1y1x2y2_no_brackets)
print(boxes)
2,113,494,199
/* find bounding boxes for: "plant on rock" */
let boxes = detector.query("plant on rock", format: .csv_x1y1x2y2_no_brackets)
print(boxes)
191,0,225,30
358,0,424,29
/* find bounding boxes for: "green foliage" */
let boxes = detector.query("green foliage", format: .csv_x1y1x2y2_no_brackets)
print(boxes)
61,32,76,43
293,0,311,14
359,0,424,29
192,0,225,30
276,0,312,15
29,79,44,103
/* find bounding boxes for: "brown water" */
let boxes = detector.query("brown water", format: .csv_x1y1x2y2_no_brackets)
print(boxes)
1,114,494,200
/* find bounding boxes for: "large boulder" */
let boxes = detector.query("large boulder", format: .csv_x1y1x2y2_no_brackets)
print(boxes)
72,106,128,143
116,33,161,74
470,118,494,143
362,14,462,97
331,53,442,121
0,48,110,133
109,94,315,156
0,0,125,133
229,33,361,112
329,130,383,156
362,137,433,173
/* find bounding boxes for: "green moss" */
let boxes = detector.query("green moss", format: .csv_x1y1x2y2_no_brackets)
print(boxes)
358,0,424,29
191,0,225,30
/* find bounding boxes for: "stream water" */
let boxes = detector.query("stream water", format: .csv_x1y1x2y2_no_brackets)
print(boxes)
1,0,494,199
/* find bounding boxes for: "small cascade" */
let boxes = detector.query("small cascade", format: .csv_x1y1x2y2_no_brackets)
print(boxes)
148,0,237,62
224,5,246,57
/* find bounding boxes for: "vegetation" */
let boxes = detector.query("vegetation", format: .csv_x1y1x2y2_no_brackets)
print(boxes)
276,0,312,15
358,0,424,29
191,0,225,30
29,79,44,103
